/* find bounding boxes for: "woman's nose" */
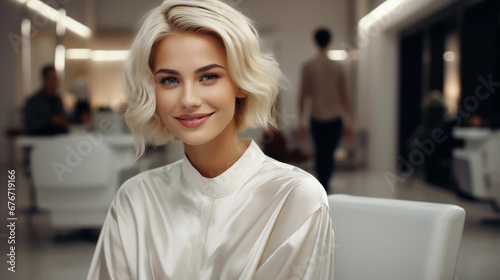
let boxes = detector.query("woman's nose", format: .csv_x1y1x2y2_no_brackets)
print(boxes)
179,84,202,109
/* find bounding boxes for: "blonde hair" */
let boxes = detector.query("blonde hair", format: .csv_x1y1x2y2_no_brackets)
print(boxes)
124,0,283,158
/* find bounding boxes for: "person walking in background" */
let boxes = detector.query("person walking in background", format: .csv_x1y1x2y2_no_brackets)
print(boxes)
23,65,70,135
298,28,355,193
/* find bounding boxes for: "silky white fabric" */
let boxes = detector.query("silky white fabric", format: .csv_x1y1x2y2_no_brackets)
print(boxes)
87,140,335,280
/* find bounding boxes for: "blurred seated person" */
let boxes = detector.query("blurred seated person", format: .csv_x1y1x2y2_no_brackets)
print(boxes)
23,65,70,135
70,76,92,125
417,90,455,185
74,101,91,125
466,114,500,129
262,126,309,163
261,95,309,163
423,90,445,131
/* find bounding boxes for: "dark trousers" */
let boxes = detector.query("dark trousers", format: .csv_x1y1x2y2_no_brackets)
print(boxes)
310,118,343,192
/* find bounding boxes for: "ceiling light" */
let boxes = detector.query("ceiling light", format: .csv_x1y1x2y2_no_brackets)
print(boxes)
66,49,130,61
15,0,91,38
91,50,129,61
328,50,348,61
54,44,66,71
443,51,455,62
66,48,92,59
358,0,408,31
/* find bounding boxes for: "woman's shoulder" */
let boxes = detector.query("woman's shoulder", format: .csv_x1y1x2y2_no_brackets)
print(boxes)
259,156,328,208
115,158,184,199
261,156,318,182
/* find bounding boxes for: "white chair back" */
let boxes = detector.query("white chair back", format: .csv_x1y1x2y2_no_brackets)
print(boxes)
31,135,113,189
328,194,465,280
92,111,126,134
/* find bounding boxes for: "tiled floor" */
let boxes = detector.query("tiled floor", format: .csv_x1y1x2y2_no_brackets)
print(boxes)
1,157,499,280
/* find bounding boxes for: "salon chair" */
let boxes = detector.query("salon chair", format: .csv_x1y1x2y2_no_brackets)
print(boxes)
30,135,136,228
452,128,500,209
328,194,465,280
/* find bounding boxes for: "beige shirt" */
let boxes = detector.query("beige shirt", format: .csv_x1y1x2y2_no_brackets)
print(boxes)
299,54,350,121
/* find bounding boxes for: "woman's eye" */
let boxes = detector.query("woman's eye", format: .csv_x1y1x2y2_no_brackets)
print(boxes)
201,74,219,82
161,77,179,85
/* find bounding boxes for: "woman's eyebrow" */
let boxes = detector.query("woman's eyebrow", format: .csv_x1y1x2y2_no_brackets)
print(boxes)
155,69,179,75
194,64,225,74
155,64,224,76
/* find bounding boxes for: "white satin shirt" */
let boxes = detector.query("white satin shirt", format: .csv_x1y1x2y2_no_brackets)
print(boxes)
87,140,335,280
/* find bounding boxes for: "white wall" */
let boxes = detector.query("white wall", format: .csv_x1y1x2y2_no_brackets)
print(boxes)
357,0,460,174
0,1,24,165
240,0,351,131
95,0,160,31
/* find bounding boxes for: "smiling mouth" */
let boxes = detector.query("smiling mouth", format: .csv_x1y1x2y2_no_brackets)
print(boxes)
175,112,214,128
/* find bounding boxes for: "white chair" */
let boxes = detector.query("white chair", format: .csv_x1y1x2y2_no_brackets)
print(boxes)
30,135,133,228
452,128,500,204
328,194,465,280
92,111,127,134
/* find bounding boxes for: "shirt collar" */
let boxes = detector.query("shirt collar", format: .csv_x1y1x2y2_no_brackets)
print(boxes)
180,139,265,198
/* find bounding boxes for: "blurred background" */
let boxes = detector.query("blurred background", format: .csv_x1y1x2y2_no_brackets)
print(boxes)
0,0,499,279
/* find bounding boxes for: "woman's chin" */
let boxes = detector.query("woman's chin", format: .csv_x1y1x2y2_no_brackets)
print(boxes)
176,133,215,147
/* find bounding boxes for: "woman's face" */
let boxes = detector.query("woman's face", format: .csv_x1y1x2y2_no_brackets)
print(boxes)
153,32,246,146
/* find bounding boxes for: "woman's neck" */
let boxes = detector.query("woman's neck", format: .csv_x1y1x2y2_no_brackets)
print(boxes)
183,122,249,178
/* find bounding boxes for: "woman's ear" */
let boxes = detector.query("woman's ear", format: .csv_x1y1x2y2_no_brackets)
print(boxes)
236,88,247,98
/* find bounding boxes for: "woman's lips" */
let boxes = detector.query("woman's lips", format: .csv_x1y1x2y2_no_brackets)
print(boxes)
175,112,214,128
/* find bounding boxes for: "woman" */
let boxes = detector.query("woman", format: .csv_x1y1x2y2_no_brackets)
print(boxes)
87,0,334,279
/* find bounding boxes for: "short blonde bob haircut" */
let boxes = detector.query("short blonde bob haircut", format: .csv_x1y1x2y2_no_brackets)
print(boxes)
124,0,283,158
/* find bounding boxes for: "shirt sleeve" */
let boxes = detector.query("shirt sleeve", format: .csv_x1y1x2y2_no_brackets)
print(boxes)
86,193,135,280
254,182,335,280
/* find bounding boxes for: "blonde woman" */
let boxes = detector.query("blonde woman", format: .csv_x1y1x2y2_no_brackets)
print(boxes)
87,0,334,279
